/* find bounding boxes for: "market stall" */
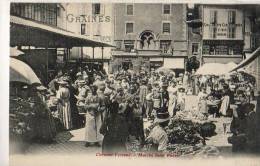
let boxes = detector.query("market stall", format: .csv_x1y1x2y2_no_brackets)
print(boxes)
10,58,57,153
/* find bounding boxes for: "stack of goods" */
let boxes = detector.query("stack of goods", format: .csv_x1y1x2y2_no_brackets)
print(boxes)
175,109,207,122
9,97,36,141
166,119,202,145
167,144,220,157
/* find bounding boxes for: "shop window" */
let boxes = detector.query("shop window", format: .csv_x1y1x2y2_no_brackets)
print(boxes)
209,45,215,55
81,24,86,35
93,3,101,15
162,22,170,34
228,46,234,55
126,4,134,15
160,40,171,53
126,22,134,34
163,4,171,14
192,43,199,55
124,40,135,52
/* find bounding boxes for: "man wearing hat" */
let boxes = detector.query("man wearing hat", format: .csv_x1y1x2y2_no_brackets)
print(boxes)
146,111,170,152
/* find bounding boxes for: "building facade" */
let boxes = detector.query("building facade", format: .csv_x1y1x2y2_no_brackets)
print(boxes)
187,5,250,64
201,5,244,64
111,3,188,73
65,3,114,73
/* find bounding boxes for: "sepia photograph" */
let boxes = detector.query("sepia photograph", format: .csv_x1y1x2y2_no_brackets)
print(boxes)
3,1,260,165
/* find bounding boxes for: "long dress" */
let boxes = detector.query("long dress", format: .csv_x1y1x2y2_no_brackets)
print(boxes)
168,86,178,116
198,92,208,114
219,95,230,116
85,94,103,143
101,98,130,153
56,87,72,130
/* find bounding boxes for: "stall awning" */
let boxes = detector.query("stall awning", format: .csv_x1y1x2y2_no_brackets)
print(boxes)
230,47,260,72
10,16,115,48
163,58,184,69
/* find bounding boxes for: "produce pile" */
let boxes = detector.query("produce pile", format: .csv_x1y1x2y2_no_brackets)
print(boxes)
166,119,202,145
167,144,220,157
9,97,36,140
175,109,207,122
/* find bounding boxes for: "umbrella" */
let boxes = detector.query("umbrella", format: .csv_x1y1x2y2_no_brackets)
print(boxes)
155,67,173,74
10,58,41,85
10,47,24,57
195,63,229,76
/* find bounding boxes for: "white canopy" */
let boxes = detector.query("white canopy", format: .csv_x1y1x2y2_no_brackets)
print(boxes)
10,58,41,85
195,63,236,76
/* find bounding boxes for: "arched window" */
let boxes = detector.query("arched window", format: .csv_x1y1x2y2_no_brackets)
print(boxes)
139,31,156,50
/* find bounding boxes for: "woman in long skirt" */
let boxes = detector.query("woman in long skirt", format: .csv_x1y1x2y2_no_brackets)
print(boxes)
84,86,103,147
167,82,178,116
56,80,72,130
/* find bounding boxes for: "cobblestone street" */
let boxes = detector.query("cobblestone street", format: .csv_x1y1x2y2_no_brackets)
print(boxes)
20,95,232,156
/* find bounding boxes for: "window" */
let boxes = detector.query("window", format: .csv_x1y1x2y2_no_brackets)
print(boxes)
57,6,61,17
209,10,217,39
126,4,133,15
10,3,58,26
163,4,171,14
124,40,135,52
252,36,256,49
126,22,134,34
228,11,236,38
81,24,86,35
228,11,236,24
228,46,234,55
160,40,171,53
210,10,217,24
192,43,199,54
93,3,101,15
228,26,236,38
162,22,170,34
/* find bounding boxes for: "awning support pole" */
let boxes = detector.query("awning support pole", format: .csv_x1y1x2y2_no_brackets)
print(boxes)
46,47,49,83
101,47,104,66
92,47,95,71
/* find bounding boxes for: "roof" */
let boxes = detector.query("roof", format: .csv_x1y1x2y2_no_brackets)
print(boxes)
230,47,260,72
10,16,115,48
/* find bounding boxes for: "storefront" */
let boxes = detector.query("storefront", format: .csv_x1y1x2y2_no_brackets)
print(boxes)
202,40,243,64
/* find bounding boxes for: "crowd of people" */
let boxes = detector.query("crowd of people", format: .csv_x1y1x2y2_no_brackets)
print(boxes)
12,64,255,153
